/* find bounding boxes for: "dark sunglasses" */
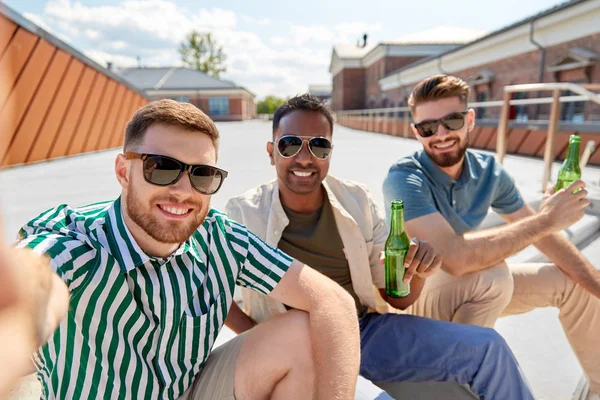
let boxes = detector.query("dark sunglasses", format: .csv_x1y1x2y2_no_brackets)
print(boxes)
124,152,228,195
413,111,469,138
275,135,333,159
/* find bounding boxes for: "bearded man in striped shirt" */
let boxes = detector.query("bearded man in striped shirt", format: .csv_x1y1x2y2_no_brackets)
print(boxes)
16,99,361,400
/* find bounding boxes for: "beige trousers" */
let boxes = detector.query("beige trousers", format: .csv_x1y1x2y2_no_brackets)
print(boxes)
178,333,247,400
405,262,600,393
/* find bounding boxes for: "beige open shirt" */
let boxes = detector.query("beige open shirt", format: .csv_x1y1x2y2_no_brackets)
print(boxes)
224,175,396,322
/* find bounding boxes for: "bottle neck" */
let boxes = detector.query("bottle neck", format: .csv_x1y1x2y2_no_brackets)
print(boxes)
566,141,580,164
390,208,405,235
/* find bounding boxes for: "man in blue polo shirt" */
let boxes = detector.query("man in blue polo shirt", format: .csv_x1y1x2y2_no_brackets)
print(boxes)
383,74,600,398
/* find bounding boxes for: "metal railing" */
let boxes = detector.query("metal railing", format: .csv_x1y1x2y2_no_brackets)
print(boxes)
334,82,600,192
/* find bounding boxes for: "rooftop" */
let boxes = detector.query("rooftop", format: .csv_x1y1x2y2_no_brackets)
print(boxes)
118,67,248,92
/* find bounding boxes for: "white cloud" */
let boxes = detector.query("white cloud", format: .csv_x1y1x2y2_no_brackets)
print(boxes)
109,40,128,50
333,21,383,43
240,14,271,25
84,49,138,68
23,0,343,98
84,29,101,40
23,12,54,33
290,25,334,46
270,35,287,45
44,0,237,44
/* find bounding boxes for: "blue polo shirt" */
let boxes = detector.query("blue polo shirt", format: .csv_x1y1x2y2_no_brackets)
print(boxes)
382,150,525,235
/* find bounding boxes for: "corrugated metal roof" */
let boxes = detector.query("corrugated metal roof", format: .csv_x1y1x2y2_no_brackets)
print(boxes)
119,67,240,91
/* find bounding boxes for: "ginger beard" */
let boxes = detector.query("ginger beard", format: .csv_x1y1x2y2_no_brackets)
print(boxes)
126,171,208,244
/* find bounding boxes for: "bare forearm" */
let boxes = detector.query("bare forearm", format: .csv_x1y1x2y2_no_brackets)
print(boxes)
381,276,425,310
225,301,256,334
310,292,360,400
534,233,600,298
447,214,550,275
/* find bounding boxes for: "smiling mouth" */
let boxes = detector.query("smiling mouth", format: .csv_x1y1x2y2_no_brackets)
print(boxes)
291,171,315,177
432,140,456,150
157,204,192,217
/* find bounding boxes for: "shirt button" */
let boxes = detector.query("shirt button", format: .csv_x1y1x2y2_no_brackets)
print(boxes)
274,230,280,236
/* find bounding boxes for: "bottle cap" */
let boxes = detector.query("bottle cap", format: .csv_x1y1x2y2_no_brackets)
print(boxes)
570,135,581,143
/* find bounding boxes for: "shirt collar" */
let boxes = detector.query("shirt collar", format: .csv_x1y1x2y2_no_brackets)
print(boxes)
104,197,193,273
417,150,477,187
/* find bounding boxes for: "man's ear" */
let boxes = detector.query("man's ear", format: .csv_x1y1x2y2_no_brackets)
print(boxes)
115,153,129,188
266,141,275,166
467,108,476,131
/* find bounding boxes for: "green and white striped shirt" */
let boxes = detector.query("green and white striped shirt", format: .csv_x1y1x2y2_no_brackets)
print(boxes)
17,198,293,400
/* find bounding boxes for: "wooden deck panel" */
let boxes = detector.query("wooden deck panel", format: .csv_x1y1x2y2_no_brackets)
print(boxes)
97,84,126,150
47,67,96,159
0,38,54,163
66,74,107,156
0,27,36,111
27,58,83,163
3,49,70,166
82,80,116,153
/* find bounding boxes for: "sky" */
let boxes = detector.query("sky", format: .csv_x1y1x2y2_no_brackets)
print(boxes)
3,0,565,99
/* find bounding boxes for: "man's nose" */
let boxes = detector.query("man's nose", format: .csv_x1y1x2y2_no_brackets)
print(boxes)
169,171,195,196
294,141,313,164
434,123,450,138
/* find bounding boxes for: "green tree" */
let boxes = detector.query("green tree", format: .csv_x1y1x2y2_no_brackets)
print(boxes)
179,31,227,78
257,95,287,114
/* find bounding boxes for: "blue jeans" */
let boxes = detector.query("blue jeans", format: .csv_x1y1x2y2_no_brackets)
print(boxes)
359,313,535,400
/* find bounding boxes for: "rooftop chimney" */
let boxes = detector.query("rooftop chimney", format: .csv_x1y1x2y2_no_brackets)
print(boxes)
106,62,113,71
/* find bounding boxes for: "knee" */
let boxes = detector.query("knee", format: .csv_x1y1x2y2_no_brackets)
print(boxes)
478,263,514,306
277,310,314,371
476,327,511,356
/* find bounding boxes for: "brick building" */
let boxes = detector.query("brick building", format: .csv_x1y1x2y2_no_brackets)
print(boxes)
118,67,256,121
329,27,485,111
331,0,600,121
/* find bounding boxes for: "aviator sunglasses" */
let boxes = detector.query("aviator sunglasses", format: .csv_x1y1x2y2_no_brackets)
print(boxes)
413,111,469,138
275,135,333,159
124,152,228,195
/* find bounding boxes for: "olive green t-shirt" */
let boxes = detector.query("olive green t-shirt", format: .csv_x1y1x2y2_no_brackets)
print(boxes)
279,195,363,313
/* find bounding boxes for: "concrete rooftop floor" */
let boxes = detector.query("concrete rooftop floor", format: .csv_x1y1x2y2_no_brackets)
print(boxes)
1,120,600,400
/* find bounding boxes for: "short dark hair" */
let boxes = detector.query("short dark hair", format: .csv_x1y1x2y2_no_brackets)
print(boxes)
272,94,334,137
124,99,219,150
408,74,470,116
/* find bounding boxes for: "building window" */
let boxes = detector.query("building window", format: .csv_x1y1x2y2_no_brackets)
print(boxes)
475,91,488,119
209,97,229,116
511,92,529,121
561,90,585,123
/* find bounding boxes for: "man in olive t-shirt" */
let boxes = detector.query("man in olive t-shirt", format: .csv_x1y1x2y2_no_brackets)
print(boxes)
223,94,535,400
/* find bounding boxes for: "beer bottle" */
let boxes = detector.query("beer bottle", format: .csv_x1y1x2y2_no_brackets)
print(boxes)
385,200,411,298
555,135,582,192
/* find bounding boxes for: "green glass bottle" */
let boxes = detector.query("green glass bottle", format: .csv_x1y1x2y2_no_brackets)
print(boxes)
555,135,582,192
385,200,411,298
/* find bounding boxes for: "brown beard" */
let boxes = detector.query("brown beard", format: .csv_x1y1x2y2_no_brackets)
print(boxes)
126,185,207,244
426,134,469,168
